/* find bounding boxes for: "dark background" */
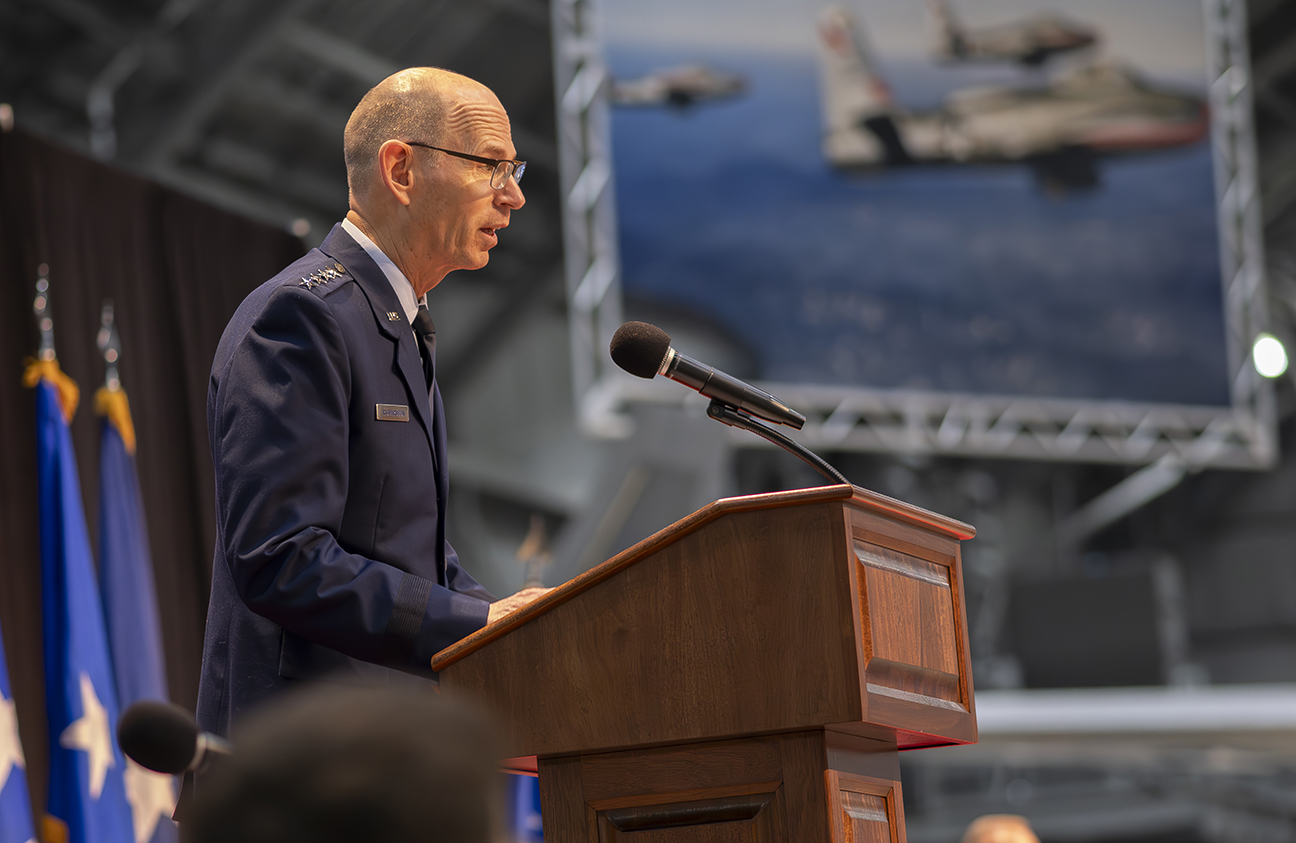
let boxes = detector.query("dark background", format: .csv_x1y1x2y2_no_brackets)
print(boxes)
0,126,302,815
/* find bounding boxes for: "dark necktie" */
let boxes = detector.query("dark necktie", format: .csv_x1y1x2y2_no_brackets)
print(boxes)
412,303,436,391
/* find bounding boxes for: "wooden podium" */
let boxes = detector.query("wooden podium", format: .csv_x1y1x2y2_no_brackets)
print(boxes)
432,484,977,843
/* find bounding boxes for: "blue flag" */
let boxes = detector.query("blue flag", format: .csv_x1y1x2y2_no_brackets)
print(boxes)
97,386,177,843
0,622,36,843
508,774,543,842
32,367,135,843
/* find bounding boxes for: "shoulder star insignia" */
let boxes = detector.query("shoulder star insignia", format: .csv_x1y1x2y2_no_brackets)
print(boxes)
299,267,342,290
59,673,115,799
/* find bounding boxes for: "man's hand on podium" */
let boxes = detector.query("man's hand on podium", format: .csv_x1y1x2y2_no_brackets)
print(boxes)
487,587,553,625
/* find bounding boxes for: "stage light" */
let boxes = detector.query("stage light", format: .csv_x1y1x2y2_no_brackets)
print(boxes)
1252,333,1288,378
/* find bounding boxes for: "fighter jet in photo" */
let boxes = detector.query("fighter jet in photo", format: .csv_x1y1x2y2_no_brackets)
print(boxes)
611,65,747,108
928,0,1098,67
816,6,1208,192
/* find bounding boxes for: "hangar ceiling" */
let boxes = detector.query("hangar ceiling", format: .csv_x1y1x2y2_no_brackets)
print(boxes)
0,0,557,236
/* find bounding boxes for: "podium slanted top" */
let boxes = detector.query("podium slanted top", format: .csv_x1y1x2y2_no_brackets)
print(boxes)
433,484,977,759
433,484,972,672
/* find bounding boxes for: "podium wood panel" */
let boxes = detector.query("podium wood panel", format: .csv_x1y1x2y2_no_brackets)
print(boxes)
537,731,902,843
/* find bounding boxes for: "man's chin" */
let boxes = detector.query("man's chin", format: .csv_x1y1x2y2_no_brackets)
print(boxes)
448,248,491,273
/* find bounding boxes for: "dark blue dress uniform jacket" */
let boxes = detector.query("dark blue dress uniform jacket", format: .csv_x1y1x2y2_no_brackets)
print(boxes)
196,224,493,737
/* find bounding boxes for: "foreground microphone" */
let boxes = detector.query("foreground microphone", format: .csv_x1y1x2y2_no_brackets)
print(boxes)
118,700,232,774
610,321,806,429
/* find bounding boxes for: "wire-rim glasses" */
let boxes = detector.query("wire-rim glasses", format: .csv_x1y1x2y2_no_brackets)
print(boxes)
404,141,525,189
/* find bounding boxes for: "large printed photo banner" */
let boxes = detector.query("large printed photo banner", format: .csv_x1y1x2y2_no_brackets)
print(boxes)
605,0,1226,407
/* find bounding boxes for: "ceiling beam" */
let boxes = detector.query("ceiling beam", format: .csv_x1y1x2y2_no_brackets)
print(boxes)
226,76,352,136
279,22,401,86
141,0,316,168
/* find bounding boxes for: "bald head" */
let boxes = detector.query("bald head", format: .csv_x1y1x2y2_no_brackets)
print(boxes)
343,67,489,204
340,66,524,295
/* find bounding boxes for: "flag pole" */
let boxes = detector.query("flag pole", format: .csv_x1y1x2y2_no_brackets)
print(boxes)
96,301,120,392
33,263,55,361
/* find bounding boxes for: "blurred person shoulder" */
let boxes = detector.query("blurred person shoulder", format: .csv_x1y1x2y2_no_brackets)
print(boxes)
184,683,505,843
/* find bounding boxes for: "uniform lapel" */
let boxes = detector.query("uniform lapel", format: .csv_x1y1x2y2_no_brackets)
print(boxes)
431,384,448,519
317,225,439,473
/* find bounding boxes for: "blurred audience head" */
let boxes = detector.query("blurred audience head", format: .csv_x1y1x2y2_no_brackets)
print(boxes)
183,684,504,843
962,814,1040,843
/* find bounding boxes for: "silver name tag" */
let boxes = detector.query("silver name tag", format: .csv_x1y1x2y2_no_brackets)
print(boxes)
375,404,409,422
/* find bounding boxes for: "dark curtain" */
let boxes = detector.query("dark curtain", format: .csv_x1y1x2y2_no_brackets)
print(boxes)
0,127,303,817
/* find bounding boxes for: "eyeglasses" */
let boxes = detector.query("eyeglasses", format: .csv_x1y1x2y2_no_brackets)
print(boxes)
404,141,526,189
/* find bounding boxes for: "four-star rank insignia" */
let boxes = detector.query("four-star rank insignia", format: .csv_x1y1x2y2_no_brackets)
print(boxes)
299,264,345,290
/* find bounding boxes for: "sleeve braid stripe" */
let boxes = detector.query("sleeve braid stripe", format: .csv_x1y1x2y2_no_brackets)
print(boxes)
386,573,434,661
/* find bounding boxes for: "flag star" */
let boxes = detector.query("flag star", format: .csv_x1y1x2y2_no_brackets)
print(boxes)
123,759,176,843
59,673,115,799
0,690,25,793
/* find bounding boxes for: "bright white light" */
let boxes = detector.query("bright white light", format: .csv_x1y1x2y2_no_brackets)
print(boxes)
1252,333,1289,378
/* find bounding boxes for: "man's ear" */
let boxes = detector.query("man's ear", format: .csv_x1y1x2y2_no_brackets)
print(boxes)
376,140,417,207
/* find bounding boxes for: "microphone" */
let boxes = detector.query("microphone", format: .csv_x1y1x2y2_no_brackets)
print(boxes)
118,700,232,774
609,322,806,429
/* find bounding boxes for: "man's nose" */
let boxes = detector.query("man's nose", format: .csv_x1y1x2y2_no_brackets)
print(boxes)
497,175,525,210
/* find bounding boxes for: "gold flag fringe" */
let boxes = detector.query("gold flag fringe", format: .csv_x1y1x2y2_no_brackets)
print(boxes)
23,358,80,423
94,385,137,455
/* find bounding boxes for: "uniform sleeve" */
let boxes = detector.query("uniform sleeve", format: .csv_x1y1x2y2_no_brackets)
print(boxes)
409,540,495,668
211,285,489,675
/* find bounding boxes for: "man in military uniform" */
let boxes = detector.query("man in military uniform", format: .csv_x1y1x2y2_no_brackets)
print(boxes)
197,67,548,736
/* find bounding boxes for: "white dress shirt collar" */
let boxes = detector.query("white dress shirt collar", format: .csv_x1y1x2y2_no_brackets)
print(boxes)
340,218,425,323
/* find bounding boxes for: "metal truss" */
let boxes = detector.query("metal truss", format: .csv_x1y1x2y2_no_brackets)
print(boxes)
606,378,1266,469
551,0,625,436
557,0,1279,470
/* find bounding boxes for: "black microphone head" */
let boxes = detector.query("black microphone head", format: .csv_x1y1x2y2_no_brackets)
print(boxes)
610,321,672,379
118,700,201,774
